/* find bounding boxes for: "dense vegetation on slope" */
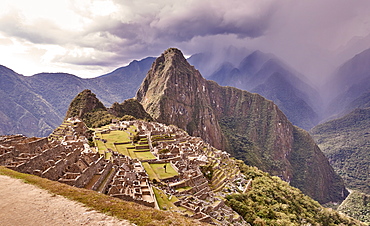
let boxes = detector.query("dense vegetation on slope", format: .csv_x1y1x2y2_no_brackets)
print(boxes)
200,50,321,130
108,98,153,121
225,161,364,225
311,108,370,194
137,48,347,204
66,90,152,128
65,89,115,128
0,66,62,136
338,191,370,224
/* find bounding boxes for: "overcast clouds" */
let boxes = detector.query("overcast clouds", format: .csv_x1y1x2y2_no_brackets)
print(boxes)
1,0,370,82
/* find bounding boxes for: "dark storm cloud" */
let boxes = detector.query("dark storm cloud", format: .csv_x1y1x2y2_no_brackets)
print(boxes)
3,0,370,80
0,0,279,69
90,1,276,42
71,0,278,67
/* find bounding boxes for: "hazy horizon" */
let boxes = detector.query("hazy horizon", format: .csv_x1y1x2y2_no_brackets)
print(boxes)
1,0,370,85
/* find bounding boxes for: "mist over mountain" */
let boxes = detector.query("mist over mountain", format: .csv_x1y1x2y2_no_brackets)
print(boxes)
137,48,347,204
190,50,322,130
324,48,370,119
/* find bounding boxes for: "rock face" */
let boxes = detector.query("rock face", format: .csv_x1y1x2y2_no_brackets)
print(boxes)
137,48,347,203
190,50,321,130
65,90,152,128
108,98,153,121
137,49,224,149
65,89,107,120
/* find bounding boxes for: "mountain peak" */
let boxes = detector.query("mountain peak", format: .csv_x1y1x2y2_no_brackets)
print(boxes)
151,48,194,73
65,89,106,121
136,48,347,203
136,48,203,112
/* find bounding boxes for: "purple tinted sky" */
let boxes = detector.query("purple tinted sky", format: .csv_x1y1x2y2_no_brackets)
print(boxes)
1,0,370,83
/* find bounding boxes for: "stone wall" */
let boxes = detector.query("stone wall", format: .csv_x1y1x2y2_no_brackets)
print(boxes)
91,161,113,191
111,194,155,208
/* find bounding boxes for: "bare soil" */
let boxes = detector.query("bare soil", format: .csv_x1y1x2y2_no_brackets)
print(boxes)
0,175,134,226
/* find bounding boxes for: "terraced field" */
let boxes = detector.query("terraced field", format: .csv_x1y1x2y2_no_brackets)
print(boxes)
93,125,156,161
142,162,178,181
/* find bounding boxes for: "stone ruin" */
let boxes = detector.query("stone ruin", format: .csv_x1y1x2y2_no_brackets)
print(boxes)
0,118,252,225
0,134,107,189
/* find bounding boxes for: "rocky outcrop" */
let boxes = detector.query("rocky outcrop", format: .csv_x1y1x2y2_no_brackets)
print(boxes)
65,89,107,120
136,48,347,203
108,98,153,121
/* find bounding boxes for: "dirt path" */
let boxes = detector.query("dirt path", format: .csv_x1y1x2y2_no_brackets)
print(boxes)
0,175,134,226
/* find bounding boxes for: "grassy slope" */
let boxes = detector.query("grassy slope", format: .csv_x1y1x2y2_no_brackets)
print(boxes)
0,166,205,226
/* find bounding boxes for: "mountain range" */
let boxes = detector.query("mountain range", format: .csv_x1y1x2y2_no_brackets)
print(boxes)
311,108,370,194
324,48,370,119
1,45,369,223
2,45,370,137
188,50,322,130
136,48,347,204
0,57,154,137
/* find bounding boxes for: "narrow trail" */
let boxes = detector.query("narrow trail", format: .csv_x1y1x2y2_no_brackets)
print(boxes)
0,175,133,226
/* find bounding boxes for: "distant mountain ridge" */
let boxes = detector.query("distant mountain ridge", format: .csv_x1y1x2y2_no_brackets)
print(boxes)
189,50,321,130
136,48,347,204
0,66,62,136
0,57,155,137
325,48,370,119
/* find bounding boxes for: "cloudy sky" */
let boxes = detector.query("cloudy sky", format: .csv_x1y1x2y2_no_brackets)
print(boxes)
1,0,370,83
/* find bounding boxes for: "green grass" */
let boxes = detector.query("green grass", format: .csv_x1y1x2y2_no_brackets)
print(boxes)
94,127,137,158
127,126,137,134
105,152,112,160
150,163,178,179
134,151,157,160
175,186,192,192
142,162,159,181
153,187,179,211
101,130,131,143
115,144,130,157
0,166,205,226
95,139,106,152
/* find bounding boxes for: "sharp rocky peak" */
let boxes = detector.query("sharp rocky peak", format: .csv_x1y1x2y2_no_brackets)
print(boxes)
136,48,348,204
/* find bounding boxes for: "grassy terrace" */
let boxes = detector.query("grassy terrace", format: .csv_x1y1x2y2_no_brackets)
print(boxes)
0,167,205,226
175,186,192,192
153,187,179,210
93,125,156,161
142,163,178,181
134,151,156,160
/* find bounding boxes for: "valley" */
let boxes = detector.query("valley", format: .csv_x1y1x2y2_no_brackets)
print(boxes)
0,115,363,225
0,46,369,225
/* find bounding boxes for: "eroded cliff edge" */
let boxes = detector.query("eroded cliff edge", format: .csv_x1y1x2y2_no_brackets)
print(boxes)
136,48,347,203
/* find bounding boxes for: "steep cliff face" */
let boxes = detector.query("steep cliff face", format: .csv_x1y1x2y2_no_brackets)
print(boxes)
136,48,347,203
137,48,224,149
